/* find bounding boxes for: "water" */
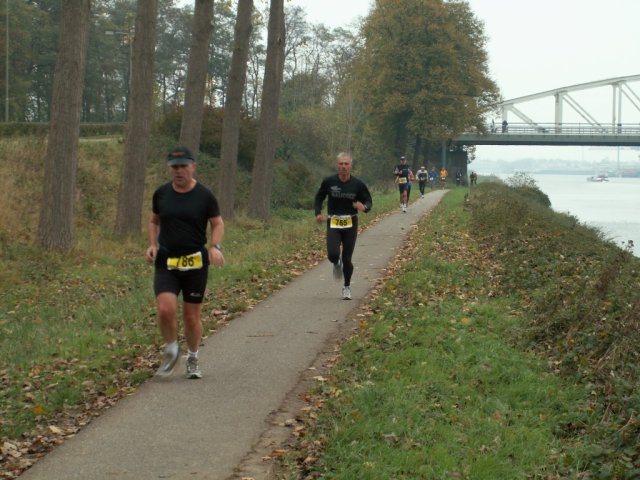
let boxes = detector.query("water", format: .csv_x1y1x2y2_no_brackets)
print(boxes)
509,174,640,256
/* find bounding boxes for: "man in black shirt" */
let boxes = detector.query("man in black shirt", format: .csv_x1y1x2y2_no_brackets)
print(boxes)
416,166,428,198
393,156,413,212
146,146,225,379
314,152,373,300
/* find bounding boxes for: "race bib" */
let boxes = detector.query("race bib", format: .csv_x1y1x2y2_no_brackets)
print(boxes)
167,251,203,271
330,215,353,229
398,177,408,184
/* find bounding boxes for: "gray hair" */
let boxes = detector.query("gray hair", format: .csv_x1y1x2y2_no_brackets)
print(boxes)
336,152,352,162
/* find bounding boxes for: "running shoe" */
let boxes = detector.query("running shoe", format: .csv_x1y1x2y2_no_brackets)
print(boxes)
333,258,343,281
402,204,407,213
342,285,352,300
186,356,202,379
156,344,179,377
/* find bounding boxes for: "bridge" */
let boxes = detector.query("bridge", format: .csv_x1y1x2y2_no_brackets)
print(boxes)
454,74,640,147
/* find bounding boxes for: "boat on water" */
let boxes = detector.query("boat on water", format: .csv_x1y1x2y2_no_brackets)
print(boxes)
587,174,609,182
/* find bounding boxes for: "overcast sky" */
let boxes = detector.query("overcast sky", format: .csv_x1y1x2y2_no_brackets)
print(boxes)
288,0,640,162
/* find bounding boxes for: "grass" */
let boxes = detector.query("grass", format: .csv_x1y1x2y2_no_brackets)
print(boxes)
278,187,634,479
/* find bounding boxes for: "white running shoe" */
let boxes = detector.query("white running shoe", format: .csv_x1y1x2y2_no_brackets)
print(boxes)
156,344,179,377
342,286,352,300
186,356,202,379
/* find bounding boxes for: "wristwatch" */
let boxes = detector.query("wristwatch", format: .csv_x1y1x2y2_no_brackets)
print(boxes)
213,244,222,251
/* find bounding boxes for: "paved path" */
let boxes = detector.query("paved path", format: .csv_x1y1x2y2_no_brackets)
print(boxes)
20,190,447,480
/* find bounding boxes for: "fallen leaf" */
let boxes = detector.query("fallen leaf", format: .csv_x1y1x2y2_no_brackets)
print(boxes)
31,405,45,415
270,449,289,456
48,425,63,435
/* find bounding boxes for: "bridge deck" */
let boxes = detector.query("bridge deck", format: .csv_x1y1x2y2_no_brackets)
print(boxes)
455,123,640,147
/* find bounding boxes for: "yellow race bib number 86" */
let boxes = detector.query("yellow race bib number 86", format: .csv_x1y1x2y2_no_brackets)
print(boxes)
167,251,203,271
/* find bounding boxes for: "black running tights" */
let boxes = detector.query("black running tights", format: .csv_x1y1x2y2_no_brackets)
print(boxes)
326,219,358,286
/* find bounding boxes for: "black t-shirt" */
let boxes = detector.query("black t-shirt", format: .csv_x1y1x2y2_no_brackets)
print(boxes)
314,174,373,216
394,163,412,180
152,181,220,259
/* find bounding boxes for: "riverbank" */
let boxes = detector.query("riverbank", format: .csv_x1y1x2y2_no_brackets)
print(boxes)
277,183,640,479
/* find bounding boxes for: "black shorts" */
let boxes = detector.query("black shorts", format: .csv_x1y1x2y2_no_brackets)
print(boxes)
153,266,209,304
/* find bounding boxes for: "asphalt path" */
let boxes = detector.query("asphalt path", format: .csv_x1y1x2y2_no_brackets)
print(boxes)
20,189,447,480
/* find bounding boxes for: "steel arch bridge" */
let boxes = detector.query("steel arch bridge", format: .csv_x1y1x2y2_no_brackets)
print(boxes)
455,74,640,147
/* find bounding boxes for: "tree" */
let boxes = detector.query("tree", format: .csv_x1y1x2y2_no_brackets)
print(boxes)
114,0,158,236
154,2,193,112
247,0,284,219
0,1,57,121
179,0,215,157
36,0,91,250
208,0,238,106
354,0,498,158
244,28,265,118
217,0,253,218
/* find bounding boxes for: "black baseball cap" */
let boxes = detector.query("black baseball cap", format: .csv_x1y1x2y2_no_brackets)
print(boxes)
167,146,194,166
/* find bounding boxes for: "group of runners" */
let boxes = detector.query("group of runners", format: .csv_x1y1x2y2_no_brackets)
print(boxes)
146,147,453,379
393,156,449,211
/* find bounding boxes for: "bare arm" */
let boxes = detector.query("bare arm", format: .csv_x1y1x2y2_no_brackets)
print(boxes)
208,215,225,266
145,213,160,263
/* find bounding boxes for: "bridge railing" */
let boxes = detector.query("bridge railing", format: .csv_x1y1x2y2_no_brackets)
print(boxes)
486,123,640,136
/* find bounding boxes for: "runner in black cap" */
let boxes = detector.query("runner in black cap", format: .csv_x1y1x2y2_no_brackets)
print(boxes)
146,146,225,379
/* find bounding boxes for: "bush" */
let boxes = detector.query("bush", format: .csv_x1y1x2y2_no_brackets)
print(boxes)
504,171,551,207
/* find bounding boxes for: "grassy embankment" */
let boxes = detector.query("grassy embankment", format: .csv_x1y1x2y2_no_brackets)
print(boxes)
0,136,399,477
278,183,640,479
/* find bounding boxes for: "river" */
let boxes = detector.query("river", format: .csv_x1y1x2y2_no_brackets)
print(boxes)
496,173,640,257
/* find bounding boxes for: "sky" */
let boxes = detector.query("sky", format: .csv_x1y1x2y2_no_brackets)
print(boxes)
288,0,640,163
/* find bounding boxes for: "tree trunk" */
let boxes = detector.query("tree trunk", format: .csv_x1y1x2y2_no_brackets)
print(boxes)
217,0,253,219
412,135,421,169
179,0,215,158
114,0,158,236
36,0,91,250
248,0,284,220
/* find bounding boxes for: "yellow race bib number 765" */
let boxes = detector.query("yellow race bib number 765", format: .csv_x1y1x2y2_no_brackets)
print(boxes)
330,215,353,229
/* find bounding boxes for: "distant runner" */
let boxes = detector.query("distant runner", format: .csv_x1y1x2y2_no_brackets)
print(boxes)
416,166,428,198
428,166,438,190
439,167,449,189
393,155,413,212
314,152,373,300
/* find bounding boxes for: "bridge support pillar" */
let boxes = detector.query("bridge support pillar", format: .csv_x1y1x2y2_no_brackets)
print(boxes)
554,92,563,133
